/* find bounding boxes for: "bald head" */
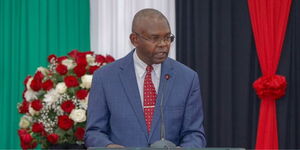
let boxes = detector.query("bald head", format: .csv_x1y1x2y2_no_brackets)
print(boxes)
131,8,170,33
129,9,172,65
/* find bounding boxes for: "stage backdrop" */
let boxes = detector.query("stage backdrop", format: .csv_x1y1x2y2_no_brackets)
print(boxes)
0,0,90,148
176,0,300,149
1,0,299,149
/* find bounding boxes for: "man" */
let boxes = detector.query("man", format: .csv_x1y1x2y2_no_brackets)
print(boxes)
85,8,206,148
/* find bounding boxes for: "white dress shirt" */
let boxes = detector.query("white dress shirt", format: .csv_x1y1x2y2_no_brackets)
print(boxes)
133,50,161,106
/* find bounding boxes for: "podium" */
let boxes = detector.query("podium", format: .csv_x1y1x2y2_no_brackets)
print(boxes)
88,148,245,150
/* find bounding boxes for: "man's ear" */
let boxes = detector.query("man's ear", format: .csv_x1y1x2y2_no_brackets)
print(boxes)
130,33,138,47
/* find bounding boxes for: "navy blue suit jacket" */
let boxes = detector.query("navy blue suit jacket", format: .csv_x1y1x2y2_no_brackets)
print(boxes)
85,50,206,148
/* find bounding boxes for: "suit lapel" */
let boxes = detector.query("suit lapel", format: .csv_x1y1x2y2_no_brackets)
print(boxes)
148,58,175,142
119,51,149,140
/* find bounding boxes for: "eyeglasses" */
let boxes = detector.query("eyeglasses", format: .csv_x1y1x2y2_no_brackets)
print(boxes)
134,32,175,44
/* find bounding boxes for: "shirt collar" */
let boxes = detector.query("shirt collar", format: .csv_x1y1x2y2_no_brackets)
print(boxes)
133,50,161,79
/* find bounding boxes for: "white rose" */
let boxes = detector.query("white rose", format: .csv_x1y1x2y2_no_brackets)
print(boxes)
79,95,89,109
37,67,49,75
80,75,93,89
43,89,60,104
26,77,33,90
90,62,99,66
19,116,31,129
86,54,95,65
56,82,67,94
70,109,86,123
24,89,38,102
29,105,39,116
62,59,75,70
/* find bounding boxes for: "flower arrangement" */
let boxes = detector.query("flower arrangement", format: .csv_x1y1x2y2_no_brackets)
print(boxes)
17,50,115,149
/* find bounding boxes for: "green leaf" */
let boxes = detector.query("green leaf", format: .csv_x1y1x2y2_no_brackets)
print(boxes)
55,128,66,137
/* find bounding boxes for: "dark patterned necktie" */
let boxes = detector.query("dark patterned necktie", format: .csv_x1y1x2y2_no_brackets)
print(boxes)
143,65,157,133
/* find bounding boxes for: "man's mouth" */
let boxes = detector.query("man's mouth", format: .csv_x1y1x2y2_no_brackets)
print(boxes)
157,52,166,57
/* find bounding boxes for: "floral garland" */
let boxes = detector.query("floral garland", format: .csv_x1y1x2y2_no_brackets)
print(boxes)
17,50,115,149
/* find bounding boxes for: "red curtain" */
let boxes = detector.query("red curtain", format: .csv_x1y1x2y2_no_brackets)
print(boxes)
247,0,291,149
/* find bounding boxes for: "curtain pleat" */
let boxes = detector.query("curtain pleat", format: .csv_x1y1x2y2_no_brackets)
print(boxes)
248,0,292,149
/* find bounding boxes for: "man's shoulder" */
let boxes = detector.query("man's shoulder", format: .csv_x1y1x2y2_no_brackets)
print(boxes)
167,57,197,75
93,54,130,77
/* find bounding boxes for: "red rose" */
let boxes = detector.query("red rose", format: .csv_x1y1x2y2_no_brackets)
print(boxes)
19,131,37,149
19,100,29,114
58,115,74,130
78,51,94,58
69,50,94,59
48,54,57,62
30,72,43,91
74,65,86,77
21,141,37,150
89,66,99,74
30,78,42,91
56,64,68,75
95,55,105,64
18,129,28,136
76,89,88,100
74,127,85,141
68,49,80,58
47,133,59,144
42,79,54,91
23,76,32,85
61,100,75,113
57,56,68,64
32,122,44,133
33,71,44,81
19,132,33,144
76,56,88,67
105,55,115,63
18,131,37,150
31,99,43,111
64,76,79,87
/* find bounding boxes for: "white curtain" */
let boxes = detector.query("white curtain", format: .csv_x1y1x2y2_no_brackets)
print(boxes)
90,0,176,59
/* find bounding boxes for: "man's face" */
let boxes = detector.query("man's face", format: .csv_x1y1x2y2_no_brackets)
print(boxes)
131,19,172,65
